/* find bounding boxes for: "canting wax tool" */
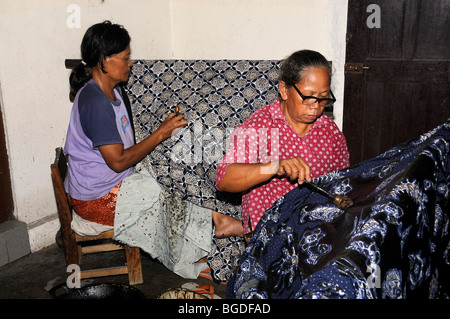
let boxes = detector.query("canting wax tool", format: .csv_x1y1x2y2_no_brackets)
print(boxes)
302,180,353,209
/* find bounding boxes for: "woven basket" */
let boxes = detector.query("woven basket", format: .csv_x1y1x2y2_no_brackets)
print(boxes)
158,288,208,299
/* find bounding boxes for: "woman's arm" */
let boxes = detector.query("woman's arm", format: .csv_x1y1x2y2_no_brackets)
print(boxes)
217,157,312,193
99,113,187,172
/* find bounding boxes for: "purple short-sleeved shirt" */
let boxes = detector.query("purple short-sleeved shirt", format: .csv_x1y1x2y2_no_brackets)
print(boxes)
64,80,135,201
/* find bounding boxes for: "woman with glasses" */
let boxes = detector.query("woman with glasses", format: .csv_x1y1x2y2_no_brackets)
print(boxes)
216,50,350,235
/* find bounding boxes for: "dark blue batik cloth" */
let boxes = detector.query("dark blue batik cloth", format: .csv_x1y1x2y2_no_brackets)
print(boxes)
228,121,450,299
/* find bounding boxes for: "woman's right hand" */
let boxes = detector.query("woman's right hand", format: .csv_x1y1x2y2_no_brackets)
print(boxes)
156,112,188,141
217,156,312,193
274,157,312,184
99,113,187,173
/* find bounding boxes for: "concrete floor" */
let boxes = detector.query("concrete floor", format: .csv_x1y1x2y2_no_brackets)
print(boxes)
0,242,227,299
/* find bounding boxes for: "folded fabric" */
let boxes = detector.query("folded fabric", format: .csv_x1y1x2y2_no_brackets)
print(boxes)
114,163,212,279
71,211,113,237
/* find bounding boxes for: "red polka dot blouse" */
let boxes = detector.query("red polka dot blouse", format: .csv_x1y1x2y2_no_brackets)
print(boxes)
216,98,350,233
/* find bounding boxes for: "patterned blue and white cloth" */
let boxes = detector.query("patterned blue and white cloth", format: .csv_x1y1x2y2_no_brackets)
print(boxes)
228,121,450,299
125,60,285,282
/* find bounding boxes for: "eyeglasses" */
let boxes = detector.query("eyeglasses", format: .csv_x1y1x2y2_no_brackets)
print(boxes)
291,84,336,108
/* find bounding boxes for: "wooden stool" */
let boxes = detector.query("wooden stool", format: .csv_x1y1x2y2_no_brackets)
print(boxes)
51,147,143,285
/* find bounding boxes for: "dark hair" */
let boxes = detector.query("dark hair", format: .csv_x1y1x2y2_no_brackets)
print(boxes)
279,50,331,86
69,20,131,100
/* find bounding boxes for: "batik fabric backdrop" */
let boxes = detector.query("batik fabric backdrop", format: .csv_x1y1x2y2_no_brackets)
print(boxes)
125,60,283,282
228,121,449,299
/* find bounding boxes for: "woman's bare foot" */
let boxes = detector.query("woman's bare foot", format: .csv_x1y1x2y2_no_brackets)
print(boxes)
212,211,244,238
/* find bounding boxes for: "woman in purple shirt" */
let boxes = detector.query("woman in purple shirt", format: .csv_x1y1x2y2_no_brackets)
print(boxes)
65,21,241,242
64,21,187,226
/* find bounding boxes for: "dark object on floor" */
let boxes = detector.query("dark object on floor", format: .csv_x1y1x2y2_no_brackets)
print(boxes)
49,283,146,299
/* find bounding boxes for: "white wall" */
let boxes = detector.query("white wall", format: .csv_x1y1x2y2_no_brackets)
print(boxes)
0,0,348,252
170,0,348,126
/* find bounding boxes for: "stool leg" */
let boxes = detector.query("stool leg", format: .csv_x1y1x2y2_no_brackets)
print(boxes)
61,229,81,266
124,245,143,285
